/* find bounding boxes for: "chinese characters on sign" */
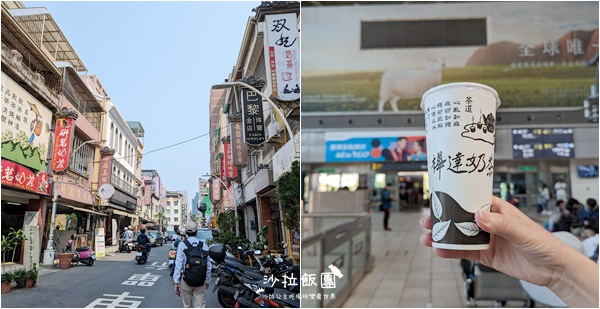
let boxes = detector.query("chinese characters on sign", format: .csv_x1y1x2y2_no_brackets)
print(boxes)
51,117,74,172
223,142,237,179
265,13,300,101
58,182,94,204
98,152,114,187
512,128,575,159
241,88,266,146
1,72,53,171
230,120,248,166
1,159,50,195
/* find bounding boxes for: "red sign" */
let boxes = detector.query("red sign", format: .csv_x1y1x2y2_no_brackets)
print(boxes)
98,152,114,187
219,156,227,188
1,159,51,195
56,182,94,205
231,121,247,166
223,142,237,179
51,118,74,172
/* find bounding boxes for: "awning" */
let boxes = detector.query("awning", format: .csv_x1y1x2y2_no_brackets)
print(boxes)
110,209,137,219
58,204,106,216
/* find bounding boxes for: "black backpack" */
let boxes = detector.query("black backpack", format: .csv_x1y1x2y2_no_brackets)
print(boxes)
182,240,208,287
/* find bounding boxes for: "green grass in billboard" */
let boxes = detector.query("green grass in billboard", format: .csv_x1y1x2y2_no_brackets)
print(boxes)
301,66,595,112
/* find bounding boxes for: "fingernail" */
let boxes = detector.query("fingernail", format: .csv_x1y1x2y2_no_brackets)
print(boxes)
479,209,490,224
419,234,425,243
419,218,425,226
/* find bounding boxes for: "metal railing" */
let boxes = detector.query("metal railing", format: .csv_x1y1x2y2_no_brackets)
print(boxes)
301,212,373,308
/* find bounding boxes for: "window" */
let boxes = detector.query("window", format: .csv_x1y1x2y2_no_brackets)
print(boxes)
174,210,178,214
69,136,95,177
174,217,178,222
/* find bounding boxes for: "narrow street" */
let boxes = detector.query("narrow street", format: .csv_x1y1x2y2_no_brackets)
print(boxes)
1,244,221,308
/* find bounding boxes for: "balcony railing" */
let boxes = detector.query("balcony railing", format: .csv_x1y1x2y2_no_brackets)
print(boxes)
111,174,136,196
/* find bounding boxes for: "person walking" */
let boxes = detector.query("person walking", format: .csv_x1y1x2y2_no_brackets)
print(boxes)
382,183,393,231
173,221,211,308
538,183,551,215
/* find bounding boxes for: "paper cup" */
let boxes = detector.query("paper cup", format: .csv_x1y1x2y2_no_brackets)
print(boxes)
420,82,500,250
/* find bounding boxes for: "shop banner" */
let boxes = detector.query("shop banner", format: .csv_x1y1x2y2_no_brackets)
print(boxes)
1,159,51,195
241,88,266,146
98,151,114,187
56,182,94,205
1,72,53,171
230,120,248,166
265,13,300,101
223,142,237,179
325,133,427,163
51,118,74,172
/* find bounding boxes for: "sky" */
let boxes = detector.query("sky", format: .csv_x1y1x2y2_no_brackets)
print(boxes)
26,1,262,202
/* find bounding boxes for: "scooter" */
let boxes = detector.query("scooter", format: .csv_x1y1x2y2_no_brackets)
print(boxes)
66,239,96,266
119,239,133,253
168,247,176,276
135,244,148,264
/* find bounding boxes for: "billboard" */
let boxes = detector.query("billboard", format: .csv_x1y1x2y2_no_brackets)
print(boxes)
325,131,426,162
302,2,598,112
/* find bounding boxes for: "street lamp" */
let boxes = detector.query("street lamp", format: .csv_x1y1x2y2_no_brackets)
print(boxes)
211,81,299,159
42,139,102,265
203,173,238,236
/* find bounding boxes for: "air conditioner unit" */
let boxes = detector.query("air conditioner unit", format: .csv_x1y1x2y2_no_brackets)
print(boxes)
266,121,281,141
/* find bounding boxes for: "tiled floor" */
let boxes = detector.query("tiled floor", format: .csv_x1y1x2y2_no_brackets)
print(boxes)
341,206,542,308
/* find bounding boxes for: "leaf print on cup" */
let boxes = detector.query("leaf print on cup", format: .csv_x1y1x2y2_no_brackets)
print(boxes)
432,220,451,242
432,189,443,220
454,222,481,237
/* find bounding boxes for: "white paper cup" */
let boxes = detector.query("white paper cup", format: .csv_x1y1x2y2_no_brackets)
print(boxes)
420,82,500,250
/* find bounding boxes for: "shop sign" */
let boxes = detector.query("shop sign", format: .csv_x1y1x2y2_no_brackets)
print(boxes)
265,13,300,101
512,128,575,159
223,142,237,179
57,182,94,205
273,135,298,181
219,156,227,188
326,131,427,163
1,72,53,171
211,177,221,201
1,159,50,195
23,225,39,270
95,228,106,258
230,120,247,166
98,151,114,187
518,165,538,172
51,117,74,172
241,88,266,146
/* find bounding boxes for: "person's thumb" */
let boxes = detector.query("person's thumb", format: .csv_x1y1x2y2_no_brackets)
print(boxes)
475,209,526,243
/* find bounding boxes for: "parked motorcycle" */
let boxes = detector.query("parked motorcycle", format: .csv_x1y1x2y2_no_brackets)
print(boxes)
66,239,96,266
135,244,148,264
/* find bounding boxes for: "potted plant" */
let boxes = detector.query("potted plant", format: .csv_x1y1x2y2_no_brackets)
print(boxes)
26,264,38,288
1,271,14,293
65,213,77,230
1,228,27,264
13,269,27,289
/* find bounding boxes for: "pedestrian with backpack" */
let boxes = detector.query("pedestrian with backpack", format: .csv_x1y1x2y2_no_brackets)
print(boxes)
173,221,212,307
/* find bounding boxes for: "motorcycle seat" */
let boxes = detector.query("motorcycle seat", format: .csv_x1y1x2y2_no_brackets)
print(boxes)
225,260,263,276
76,246,89,252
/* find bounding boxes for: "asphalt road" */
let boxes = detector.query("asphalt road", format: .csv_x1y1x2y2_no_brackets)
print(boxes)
0,241,221,308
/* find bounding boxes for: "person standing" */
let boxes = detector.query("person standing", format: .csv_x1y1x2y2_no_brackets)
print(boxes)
554,178,567,203
538,183,551,215
173,221,211,308
382,183,393,231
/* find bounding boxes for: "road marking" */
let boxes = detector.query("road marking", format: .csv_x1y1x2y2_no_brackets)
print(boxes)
144,261,169,270
85,292,144,308
121,273,161,287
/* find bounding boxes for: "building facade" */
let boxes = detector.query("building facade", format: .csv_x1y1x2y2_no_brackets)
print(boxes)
141,170,166,230
208,2,300,257
165,190,188,232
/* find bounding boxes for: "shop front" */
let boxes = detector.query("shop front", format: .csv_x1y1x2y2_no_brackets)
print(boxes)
254,168,284,247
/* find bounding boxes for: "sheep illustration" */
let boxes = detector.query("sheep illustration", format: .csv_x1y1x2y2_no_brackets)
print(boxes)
378,58,445,112
328,264,343,278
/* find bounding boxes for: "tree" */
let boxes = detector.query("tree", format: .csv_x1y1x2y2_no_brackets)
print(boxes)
190,214,200,224
276,160,300,231
154,212,166,228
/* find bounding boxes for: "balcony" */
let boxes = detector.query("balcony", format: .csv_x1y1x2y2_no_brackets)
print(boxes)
111,174,136,197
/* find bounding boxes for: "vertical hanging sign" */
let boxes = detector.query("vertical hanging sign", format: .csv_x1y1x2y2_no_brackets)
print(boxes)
219,155,227,188
230,120,248,166
51,117,74,172
223,142,238,179
241,88,266,146
265,13,300,101
98,148,115,187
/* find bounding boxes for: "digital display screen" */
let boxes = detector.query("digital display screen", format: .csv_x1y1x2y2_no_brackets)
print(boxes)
512,128,574,159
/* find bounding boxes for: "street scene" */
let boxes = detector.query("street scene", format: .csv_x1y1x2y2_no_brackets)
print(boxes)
2,0,300,308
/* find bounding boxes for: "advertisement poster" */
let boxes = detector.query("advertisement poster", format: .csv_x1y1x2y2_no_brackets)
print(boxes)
1,72,53,171
265,12,300,101
302,2,598,112
326,131,426,162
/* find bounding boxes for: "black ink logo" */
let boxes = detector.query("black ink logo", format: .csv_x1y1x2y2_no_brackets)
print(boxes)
430,190,490,245
461,111,495,145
